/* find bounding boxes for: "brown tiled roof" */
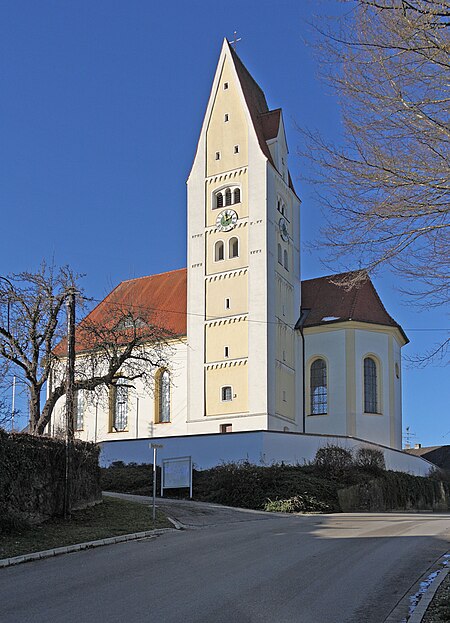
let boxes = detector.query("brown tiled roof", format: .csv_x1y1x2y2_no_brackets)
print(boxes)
261,109,281,141
406,446,450,470
228,42,298,197
55,268,187,355
301,271,408,342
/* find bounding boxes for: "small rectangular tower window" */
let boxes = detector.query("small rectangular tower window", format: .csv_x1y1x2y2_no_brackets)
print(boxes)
221,386,232,402
234,145,239,154
215,151,220,160
224,346,229,358
224,82,229,90
220,424,232,433
224,113,229,122
225,298,230,309
282,390,287,402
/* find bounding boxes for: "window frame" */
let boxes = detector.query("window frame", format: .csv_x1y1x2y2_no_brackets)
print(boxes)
75,389,84,432
221,385,233,402
363,355,381,414
308,357,328,416
229,236,239,259
110,380,129,432
155,368,171,424
214,240,225,262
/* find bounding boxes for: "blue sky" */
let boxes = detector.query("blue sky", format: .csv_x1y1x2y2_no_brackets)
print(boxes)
0,1,448,445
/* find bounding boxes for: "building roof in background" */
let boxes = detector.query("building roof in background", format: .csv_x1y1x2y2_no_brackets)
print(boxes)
405,445,450,471
301,271,408,343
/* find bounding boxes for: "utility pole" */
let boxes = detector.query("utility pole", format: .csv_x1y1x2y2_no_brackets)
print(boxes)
63,287,76,520
11,375,16,432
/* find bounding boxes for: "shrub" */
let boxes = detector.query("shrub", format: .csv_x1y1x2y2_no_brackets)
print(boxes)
313,445,354,478
354,447,385,472
264,494,331,513
193,461,340,511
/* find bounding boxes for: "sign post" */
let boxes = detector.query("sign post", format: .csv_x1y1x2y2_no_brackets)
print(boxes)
150,443,163,522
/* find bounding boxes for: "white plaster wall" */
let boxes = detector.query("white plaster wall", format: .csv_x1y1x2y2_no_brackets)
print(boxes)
100,431,432,476
52,342,188,444
304,330,347,436
354,329,391,447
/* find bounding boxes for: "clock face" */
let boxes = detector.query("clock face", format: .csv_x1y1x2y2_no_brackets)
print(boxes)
216,209,238,232
279,217,289,242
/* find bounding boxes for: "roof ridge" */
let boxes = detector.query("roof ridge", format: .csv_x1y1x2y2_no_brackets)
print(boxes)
121,267,187,284
302,269,365,284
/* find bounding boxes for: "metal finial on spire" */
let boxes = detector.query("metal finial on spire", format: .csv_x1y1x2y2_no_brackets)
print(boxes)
230,31,242,49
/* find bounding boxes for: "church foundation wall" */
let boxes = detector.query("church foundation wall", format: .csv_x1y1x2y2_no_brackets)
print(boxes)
99,430,432,477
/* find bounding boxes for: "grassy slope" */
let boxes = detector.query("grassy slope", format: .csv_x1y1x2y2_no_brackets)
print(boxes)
0,496,170,560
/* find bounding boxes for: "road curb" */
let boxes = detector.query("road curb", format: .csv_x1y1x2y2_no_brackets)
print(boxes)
408,566,449,623
0,526,175,569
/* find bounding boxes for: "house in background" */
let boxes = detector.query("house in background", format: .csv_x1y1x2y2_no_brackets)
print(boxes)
50,39,420,471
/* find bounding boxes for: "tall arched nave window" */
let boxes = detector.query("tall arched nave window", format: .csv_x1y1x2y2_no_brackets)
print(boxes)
310,358,327,415
110,379,129,432
364,356,379,413
155,368,171,423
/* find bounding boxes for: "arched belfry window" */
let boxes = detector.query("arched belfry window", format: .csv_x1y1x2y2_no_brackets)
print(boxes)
277,243,282,265
310,358,327,415
229,237,239,259
364,357,378,413
214,186,241,209
156,369,170,423
215,240,224,261
283,249,288,271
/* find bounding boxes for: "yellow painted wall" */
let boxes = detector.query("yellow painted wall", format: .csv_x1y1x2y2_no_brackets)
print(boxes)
206,272,248,319
275,366,295,420
206,57,248,178
205,319,248,363
205,363,248,415
206,171,248,227
206,224,248,275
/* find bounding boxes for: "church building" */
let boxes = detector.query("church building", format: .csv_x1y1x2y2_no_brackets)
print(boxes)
52,40,410,460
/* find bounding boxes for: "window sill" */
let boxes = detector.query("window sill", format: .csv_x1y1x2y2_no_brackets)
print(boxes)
363,411,383,416
155,421,171,424
307,412,328,417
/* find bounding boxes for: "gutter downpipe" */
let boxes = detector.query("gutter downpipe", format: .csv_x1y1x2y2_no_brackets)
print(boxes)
295,308,311,434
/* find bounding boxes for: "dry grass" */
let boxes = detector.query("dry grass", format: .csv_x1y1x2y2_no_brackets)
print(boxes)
0,496,170,560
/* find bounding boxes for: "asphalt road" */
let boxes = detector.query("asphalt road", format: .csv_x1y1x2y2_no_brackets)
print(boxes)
1,498,449,623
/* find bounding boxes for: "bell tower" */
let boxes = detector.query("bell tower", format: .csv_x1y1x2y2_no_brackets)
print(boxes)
186,39,301,434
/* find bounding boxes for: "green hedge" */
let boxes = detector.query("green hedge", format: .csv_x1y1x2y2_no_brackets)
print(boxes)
0,431,101,531
338,472,450,512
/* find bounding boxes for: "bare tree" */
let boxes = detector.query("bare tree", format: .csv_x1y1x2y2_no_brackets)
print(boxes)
299,1,450,316
0,263,174,435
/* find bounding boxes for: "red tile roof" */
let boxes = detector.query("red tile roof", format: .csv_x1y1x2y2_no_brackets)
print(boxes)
55,268,187,356
89,267,187,335
301,271,408,342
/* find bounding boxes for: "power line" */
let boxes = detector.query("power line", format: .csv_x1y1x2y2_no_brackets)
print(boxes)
85,296,449,331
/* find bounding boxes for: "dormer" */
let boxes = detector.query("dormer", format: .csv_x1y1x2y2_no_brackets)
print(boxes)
262,109,289,183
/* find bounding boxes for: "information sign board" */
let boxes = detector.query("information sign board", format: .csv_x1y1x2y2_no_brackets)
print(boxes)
161,456,193,498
